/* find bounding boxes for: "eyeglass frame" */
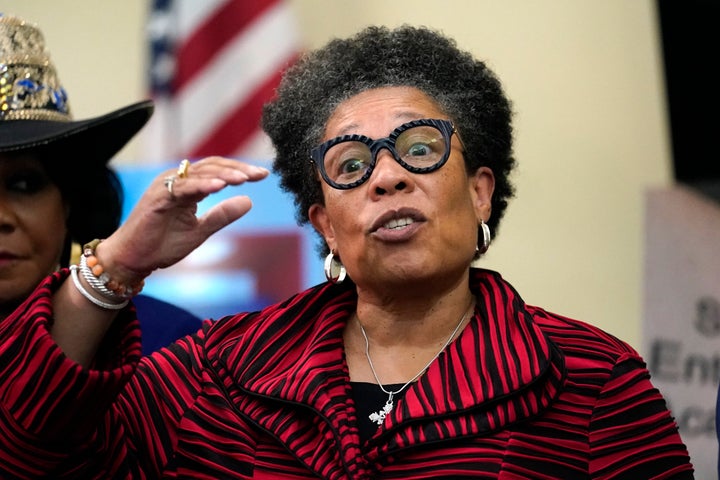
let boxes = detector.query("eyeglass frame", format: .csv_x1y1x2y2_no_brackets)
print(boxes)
309,118,462,190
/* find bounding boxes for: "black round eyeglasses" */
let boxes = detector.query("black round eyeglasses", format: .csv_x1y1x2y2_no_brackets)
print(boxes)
310,118,461,190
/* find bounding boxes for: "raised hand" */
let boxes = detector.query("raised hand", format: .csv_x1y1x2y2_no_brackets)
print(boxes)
98,157,269,284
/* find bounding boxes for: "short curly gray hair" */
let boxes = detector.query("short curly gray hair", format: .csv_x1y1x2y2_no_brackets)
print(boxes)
262,25,516,256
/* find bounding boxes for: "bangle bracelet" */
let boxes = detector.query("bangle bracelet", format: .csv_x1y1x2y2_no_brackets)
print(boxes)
82,239,144,299
69,265,129,310
80,255,125,301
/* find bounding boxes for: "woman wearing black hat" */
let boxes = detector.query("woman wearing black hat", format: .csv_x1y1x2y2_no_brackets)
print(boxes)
0,13,201,353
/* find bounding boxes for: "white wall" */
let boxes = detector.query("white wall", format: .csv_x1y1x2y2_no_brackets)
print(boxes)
2,0,673,350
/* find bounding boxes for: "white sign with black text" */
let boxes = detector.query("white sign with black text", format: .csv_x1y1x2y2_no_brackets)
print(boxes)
643,185,720,479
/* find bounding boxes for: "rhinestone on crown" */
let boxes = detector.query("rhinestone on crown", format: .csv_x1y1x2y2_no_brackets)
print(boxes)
0,14,71,121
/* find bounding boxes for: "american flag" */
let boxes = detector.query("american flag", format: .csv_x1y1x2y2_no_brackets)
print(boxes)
143,0,301,163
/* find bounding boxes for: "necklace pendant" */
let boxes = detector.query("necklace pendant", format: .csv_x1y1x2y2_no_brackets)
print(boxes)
369,398,394,425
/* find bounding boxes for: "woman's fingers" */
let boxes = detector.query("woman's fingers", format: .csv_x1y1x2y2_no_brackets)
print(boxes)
158,157,269,205
177,156,269,183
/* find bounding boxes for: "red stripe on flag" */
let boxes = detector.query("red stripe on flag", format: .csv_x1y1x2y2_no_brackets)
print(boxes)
174,0,279,93
188,61,291,158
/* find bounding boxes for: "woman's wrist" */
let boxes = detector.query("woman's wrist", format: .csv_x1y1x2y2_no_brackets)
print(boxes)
69,265,129,310
80,239,147,301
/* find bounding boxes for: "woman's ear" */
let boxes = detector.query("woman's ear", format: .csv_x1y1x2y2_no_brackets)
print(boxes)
309,203,336,249
470,166,495,222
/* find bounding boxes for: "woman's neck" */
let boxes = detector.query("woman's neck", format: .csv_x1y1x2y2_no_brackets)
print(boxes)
344,284,475,384
352,271,474,345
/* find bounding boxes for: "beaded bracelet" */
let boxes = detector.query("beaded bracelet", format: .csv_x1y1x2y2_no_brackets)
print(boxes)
79,254,123,301
81,239,144,300
69,265,129,310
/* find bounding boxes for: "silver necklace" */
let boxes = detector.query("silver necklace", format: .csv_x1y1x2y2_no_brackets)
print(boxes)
358,304,473,425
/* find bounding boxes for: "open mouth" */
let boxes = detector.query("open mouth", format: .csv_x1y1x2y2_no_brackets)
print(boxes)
370,208,426,233
384,217,414,230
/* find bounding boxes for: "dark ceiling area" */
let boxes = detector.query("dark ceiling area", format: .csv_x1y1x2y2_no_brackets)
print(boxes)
656,0,720,202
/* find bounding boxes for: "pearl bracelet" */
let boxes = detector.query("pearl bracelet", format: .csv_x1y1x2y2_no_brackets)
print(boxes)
69,265,129,310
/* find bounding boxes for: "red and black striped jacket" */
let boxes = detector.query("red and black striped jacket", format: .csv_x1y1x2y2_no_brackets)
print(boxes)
0,268,693,478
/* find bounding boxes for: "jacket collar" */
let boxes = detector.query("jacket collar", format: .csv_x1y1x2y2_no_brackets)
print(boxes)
207,269,565,469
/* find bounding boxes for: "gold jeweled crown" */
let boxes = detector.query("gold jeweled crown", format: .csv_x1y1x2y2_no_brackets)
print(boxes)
0,14,72,121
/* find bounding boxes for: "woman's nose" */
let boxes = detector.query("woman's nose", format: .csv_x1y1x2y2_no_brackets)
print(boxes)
0,195,18,232
367,148,413,196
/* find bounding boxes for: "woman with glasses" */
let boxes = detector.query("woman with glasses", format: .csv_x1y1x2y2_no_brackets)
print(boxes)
0,25,693,478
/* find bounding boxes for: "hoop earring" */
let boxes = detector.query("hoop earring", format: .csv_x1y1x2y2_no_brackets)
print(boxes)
324,251,347,284
478,220,492,254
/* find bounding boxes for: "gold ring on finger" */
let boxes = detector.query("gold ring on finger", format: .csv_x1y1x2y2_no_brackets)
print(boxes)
177,159,190,178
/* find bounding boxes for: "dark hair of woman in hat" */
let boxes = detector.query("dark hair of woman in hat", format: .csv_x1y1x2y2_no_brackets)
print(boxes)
0,22,693,478
34,145,123,265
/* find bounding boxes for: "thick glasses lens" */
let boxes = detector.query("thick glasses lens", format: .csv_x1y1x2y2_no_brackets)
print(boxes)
323,141,374,186
322,123,449,187
394,125,448,168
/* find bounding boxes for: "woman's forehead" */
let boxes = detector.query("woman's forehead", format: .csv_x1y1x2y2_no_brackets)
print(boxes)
324,87,446,137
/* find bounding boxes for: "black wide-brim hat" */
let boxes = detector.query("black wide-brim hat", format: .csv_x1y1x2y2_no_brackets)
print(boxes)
0,14,154,163
0,100,154,161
